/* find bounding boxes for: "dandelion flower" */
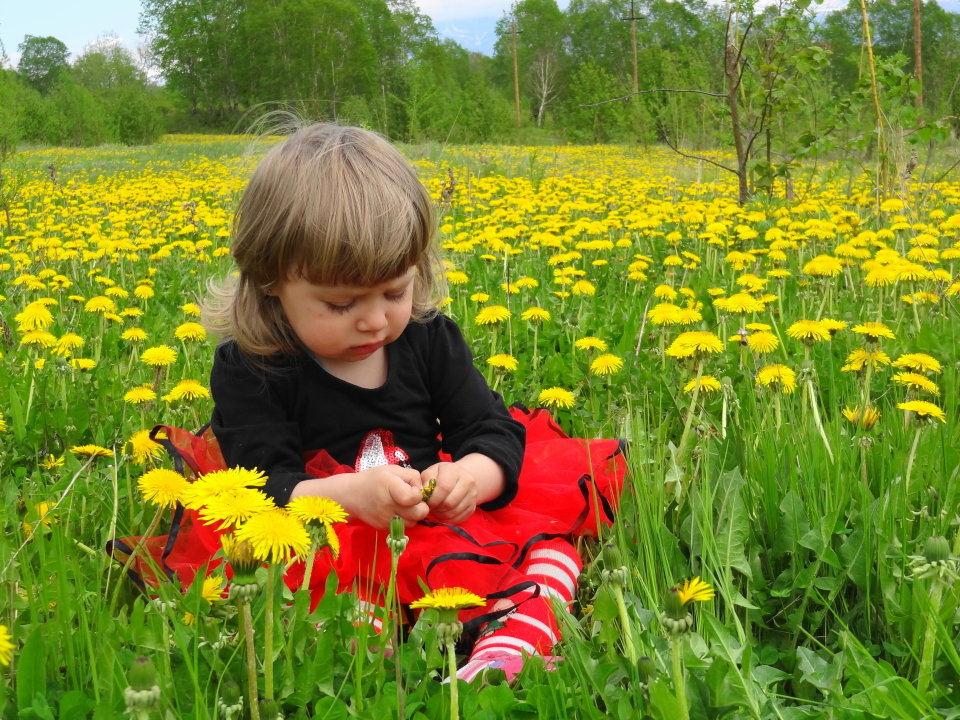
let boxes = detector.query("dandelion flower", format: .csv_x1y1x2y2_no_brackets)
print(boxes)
234,508,311,564
40,454,64,470
121,328,148,342
137,468,189,509
162,380,210,402
20,331,57,348
181,467,268,509
676,577,716,604
286,496,348,526
574,336,608,352
842,406,881,430
52,333,85,356
665,331,724,359
521,307,550,322
683,375,722,393
892,372,939,395
714,292,766,314
70,444,112,458
897,400,946,423
747,331,779,354
475,305,511,325
199,488,277,531
201,576,226,603
0,625,13,666
892,353,941,374
487,354,519,371
134,285,154,300
786,320,830,344
756,365,797,393
84,296,117,314
15,303,54,331
647,303,682,325
852,322,895,341
175,322,207,342
538,387,576,409
841,349,891,373
124,385,157,404
127,430,164,464
590,353,623,375
140,345,178,367
181,303,202,317
410,587,485,612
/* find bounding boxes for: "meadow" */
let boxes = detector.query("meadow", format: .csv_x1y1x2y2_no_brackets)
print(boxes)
1,135,959,719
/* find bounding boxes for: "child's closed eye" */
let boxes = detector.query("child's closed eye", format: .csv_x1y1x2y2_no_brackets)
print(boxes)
326,301,356,314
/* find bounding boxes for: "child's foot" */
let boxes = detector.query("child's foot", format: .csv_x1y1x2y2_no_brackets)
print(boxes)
454,651,561,684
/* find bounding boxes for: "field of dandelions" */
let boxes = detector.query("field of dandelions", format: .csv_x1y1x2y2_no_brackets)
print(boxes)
1,135,959,719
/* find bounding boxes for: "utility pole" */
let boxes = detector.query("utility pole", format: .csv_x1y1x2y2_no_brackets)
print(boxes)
621,0,642,93
511,18,522,127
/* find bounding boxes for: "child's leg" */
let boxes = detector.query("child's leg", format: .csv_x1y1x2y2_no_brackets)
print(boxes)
457,538,581,682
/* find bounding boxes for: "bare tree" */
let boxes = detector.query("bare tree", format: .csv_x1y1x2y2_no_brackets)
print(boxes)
529,51,560,127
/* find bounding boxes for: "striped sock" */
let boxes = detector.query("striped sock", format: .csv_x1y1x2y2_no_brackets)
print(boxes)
457,539,581,682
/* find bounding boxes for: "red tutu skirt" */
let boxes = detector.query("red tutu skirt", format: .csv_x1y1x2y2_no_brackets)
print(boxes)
110,406,626,626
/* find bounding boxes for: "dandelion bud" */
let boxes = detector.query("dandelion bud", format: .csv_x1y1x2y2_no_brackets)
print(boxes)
217,681,243,719
602,543,623,568
228,581,260,603
637,656,657,685
923,536,951,564
124,657,160,712
387,515,408,554
662,586,686,620
437,619,464,646
259,698,282,719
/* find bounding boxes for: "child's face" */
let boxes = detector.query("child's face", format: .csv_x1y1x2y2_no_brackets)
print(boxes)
274,267,415,364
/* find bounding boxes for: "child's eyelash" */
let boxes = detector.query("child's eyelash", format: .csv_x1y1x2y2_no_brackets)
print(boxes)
326,302,355,314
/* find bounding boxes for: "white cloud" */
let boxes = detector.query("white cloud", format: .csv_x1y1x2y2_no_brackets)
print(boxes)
415,1,513,21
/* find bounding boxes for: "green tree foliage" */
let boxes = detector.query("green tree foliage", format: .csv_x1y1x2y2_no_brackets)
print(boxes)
17,35,70,94
559,60,631,142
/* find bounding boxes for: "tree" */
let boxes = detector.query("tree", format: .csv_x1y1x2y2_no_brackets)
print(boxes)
561,60,631,142
17,35,70,94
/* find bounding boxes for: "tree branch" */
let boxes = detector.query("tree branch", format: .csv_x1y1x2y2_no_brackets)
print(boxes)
580,87,726,107
659,130,739,176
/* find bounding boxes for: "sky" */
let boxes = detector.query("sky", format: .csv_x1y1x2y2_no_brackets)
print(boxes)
0,1,541,66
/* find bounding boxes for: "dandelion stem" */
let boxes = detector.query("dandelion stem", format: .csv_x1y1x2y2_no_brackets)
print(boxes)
109,505,164,613
905,426,922,490
447,640,460,720
917,579,945,695
263,565,276,701
805,378,834,463
612,585,638,664
240,599,262,720
675,360,704,468
671,636,690,720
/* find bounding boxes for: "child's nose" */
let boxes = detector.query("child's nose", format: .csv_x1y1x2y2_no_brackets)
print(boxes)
356,302,388,332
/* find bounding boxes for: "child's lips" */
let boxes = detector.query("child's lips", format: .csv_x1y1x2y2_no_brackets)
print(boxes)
350,342,383,355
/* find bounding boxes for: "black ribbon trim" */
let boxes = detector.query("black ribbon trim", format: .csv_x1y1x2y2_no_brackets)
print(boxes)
461,579,541,639
104,538,147,590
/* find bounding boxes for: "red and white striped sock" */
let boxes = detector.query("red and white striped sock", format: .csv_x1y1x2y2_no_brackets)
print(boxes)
457,539,581,682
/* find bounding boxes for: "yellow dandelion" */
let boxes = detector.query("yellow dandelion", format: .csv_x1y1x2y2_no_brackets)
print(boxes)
892,372,939,395
683,375,722,393
0,625,13,667
201,576,226,603
175,322,207,342
521,307,551,322
69,358,97,371
851,322,895,341
665,331,724,359
410,587,485,612
446,270,469,285
755,365,797,393
234,508,311,564
786,320,830,344
897,400,946,423
15,303,54,331
70,444,112,458
40,454,64,470
84,296,117,314
124,385,157,405
181,467,268,509
841,349,891,373
675,577,715,605
199,488,277,531
162,380,210,402
134,285,155,300
892,353,941,374
20,331,57,348
747,331,779,354
127,430,164,464
647,303,682,325
475,305,512,325
574,336,608,352
842,406,881,430
487,354,519,371
286,496,349,526
819,318,848,335
52,333,85,357
713,292,766,314
140,345,178,367
590,353,623,376
181,302,202,317
121,328,148,342
538,387,576,409
137,468,189,509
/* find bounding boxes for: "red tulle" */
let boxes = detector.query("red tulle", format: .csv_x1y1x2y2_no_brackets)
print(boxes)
111,407,626,615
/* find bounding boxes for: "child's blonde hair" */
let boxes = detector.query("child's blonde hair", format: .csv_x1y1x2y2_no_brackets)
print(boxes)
204,122,441,358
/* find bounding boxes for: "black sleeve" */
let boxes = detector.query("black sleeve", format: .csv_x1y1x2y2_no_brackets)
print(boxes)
209,343,310,505
426,315,525,510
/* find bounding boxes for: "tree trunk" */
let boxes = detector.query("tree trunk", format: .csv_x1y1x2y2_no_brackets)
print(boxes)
724,44,750,205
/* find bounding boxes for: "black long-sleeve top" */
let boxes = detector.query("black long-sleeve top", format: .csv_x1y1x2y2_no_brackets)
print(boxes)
209,313,525,508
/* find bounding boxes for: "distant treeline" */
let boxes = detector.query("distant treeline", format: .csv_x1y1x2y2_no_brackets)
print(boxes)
2,0,958,148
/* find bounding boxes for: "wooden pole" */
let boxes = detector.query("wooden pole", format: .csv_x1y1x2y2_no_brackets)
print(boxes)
512,19,522,127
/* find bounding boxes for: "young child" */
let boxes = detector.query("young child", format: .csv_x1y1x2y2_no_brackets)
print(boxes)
181,123,623,681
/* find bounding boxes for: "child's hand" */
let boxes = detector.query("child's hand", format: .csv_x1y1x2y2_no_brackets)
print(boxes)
352,465,429,530
421,462,478,525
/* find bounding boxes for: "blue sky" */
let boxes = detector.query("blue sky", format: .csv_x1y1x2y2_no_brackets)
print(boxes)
0,1,548,65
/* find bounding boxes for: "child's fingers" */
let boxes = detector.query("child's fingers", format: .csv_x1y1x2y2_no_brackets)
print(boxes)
387,475,426,508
